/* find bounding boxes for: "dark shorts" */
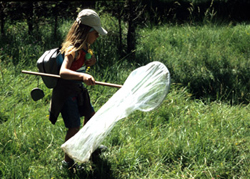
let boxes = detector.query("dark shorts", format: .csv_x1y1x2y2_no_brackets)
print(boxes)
61,95,94,128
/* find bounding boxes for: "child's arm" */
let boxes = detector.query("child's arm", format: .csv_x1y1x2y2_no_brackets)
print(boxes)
59,54,95,86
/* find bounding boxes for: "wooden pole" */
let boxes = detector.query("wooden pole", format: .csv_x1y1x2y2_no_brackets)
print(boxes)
21,70,122,88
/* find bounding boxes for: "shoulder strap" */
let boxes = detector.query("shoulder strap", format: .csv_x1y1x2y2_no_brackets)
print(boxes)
74,50,79,61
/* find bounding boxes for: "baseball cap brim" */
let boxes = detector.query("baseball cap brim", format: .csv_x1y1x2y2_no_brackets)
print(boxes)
93,26,107,35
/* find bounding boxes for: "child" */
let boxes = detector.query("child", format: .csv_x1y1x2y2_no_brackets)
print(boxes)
48,9,107,170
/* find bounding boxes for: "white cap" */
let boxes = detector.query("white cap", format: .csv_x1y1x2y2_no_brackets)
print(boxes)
76,9,107,35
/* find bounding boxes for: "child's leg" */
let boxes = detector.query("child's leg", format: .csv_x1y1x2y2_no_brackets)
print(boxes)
64,127,80,162
61,96,81,163
83,111,95,126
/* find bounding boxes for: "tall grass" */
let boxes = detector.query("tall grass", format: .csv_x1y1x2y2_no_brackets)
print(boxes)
0,13,250,178
137,23,250,104
107,86,250,178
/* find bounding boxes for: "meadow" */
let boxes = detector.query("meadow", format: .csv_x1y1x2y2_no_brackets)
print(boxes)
0,15,250,178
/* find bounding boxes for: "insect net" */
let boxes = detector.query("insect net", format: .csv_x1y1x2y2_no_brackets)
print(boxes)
61,61,171,163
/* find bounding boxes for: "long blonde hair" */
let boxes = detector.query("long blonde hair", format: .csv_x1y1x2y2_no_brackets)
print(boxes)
60,21,92,54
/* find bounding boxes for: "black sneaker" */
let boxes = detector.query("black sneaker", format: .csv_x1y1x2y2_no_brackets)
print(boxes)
93,145,108,155
60,160,84,173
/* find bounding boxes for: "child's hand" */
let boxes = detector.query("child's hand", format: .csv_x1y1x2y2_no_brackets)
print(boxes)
85,55,96,67
83,74,95,86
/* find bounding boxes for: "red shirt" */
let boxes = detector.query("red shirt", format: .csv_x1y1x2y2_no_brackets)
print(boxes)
70,50,87,71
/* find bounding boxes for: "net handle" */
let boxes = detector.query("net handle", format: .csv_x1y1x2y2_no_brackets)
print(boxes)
21,70,122,88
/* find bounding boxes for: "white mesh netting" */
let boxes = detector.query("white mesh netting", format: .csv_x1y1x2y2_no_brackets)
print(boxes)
61,61,171,163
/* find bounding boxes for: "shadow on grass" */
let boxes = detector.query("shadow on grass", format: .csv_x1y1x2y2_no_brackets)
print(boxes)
0,112,8,124
84,154,115,179
60,154,115,179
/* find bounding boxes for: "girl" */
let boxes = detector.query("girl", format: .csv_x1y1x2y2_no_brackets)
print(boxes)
49,9,107,170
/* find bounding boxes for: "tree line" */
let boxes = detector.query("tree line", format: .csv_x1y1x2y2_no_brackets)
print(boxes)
1,0,250,57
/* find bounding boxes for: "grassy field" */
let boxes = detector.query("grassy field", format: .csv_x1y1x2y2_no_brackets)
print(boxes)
0,16,250,178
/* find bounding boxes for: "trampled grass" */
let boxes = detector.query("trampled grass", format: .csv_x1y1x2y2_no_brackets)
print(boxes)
0,16,250,178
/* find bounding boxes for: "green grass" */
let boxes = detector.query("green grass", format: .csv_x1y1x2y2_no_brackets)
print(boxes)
0,15,250,178
137,23,250,104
